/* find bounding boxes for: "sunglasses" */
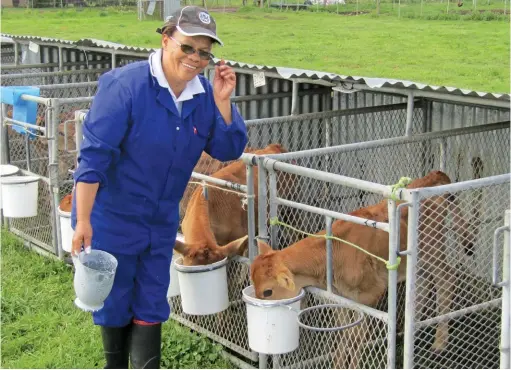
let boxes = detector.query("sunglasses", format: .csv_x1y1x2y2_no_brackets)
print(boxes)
169,36,214,61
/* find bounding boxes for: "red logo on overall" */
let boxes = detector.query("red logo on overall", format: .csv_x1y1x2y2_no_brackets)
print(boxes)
193,126,197,135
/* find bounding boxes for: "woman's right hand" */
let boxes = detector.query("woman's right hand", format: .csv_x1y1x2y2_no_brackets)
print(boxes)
72,220,93,257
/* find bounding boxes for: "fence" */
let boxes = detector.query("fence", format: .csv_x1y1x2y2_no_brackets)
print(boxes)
1,63,509,368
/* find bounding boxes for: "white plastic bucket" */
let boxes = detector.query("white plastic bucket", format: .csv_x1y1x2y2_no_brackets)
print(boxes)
174,256,229,315
0,175,40,218
242,285,305,355
0,164,20,209
167,233,185,299
0,164,20,177
57,206,72,253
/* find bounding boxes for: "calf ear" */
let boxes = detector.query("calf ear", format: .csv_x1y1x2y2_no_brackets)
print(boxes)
174,240,190,256
221,235,249,257
276,271,295,291
257,240,272,255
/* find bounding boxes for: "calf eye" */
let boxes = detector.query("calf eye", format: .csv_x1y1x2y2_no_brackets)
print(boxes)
263,289,273,298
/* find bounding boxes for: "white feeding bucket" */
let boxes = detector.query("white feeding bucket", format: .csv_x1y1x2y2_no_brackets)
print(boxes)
0,175,40,218
242,285,305,354
0,164,19,210
167,233,185,299
57,206,72,253
243,285,366,355
174,256,229,315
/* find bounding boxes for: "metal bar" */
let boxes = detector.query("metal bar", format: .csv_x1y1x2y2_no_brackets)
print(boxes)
220,350,256,369
3,118,46,135
49,99,63,260
190,172,248,193
269,169,278,249
501,210,510,369
439,138,447,172
415,298,502,329
276,197,389,232
25,133,31,172
42,97,94,104
305,287,389,321
262,157,395,199
230,87,331,103
1,68,107,80
8,228,58,260
27,81,98,90
2,60,105,70
403,191,420,369
493,225,510,287
19,94,51,105
351,83,511,110
58,46,63,71
169,313,259,362
405,91,414,136
246,102,411,127
417,174,510,198
246,163,257,261
386,200,398,369
325,216,333,293
14,42,19,66
267,120,510,161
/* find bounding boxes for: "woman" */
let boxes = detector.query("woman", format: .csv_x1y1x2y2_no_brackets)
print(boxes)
71,6,248,369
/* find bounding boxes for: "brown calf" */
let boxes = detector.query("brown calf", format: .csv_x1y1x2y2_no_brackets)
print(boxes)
174,143,293,266
250,169,479,367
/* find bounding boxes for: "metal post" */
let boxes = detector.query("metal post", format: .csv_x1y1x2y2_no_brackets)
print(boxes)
439,138,447,173
269,169,278,249
256,156,268,370
58,46,63,71
1,103,12,229
386,199,399,369
405,91,414,136
500,210,510,369
14,42,19,66
291,80,299,115
49,99,64,260
325,216,333,293
403,191,420,369
246,163,257,261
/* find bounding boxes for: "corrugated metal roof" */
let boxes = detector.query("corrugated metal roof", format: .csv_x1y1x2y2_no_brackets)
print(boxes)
2,33,509,102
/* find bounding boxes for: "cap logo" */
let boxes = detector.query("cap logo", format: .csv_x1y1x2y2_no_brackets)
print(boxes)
198,11,211,24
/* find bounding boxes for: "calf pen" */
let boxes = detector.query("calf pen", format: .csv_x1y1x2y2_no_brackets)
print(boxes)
166,118,510,369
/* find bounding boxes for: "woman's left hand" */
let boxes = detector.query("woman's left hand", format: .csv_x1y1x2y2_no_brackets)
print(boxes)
213,59,236,102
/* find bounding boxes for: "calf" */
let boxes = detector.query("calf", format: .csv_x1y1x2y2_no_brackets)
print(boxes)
174,143,293,266
250,169,479,368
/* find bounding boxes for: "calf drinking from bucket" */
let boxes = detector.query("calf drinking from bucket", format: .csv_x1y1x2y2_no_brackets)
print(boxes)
249,169,480,368
175,143,294,266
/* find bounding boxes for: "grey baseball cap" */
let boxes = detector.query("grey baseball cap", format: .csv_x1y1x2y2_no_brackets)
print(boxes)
156,6,224,46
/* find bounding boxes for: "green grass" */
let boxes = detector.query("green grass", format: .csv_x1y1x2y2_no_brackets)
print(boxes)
0,229,233,369
1,6,509,93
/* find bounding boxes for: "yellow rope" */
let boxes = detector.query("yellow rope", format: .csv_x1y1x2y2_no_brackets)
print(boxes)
269,217,401,271
188,181,254,210
389,177,413,201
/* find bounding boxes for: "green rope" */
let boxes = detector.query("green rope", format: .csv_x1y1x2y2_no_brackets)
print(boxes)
389,177,413,201
269,217,401,271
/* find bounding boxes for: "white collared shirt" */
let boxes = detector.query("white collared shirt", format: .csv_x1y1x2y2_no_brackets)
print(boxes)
148,48,205,116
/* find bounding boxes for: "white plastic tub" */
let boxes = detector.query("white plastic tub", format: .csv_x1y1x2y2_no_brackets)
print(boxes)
242,285,305,355
0,164,19,209
167,233,185,299
0,175,40,218
57,206,72,253
174,256,229,315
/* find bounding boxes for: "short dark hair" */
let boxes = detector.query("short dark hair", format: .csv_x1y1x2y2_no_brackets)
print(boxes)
162,26,177,37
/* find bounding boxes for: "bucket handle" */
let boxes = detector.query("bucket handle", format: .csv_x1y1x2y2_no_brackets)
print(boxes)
279,303,365,332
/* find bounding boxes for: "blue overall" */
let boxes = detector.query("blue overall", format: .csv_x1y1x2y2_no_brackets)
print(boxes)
71,61,248,327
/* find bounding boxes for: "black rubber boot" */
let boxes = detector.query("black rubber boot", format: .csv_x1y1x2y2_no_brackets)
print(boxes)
129,323,162,369
100,324,132,369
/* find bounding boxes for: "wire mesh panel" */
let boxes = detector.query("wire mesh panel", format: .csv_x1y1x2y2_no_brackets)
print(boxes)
270,291,389,370
407,178,510,369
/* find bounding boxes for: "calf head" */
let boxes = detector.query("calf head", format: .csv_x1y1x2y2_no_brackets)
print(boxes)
250,240,299,300
174,235,249,266
59,194,73,212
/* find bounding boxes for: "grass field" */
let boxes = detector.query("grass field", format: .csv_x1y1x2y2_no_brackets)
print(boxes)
0,229,233,369
1,6,509,93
